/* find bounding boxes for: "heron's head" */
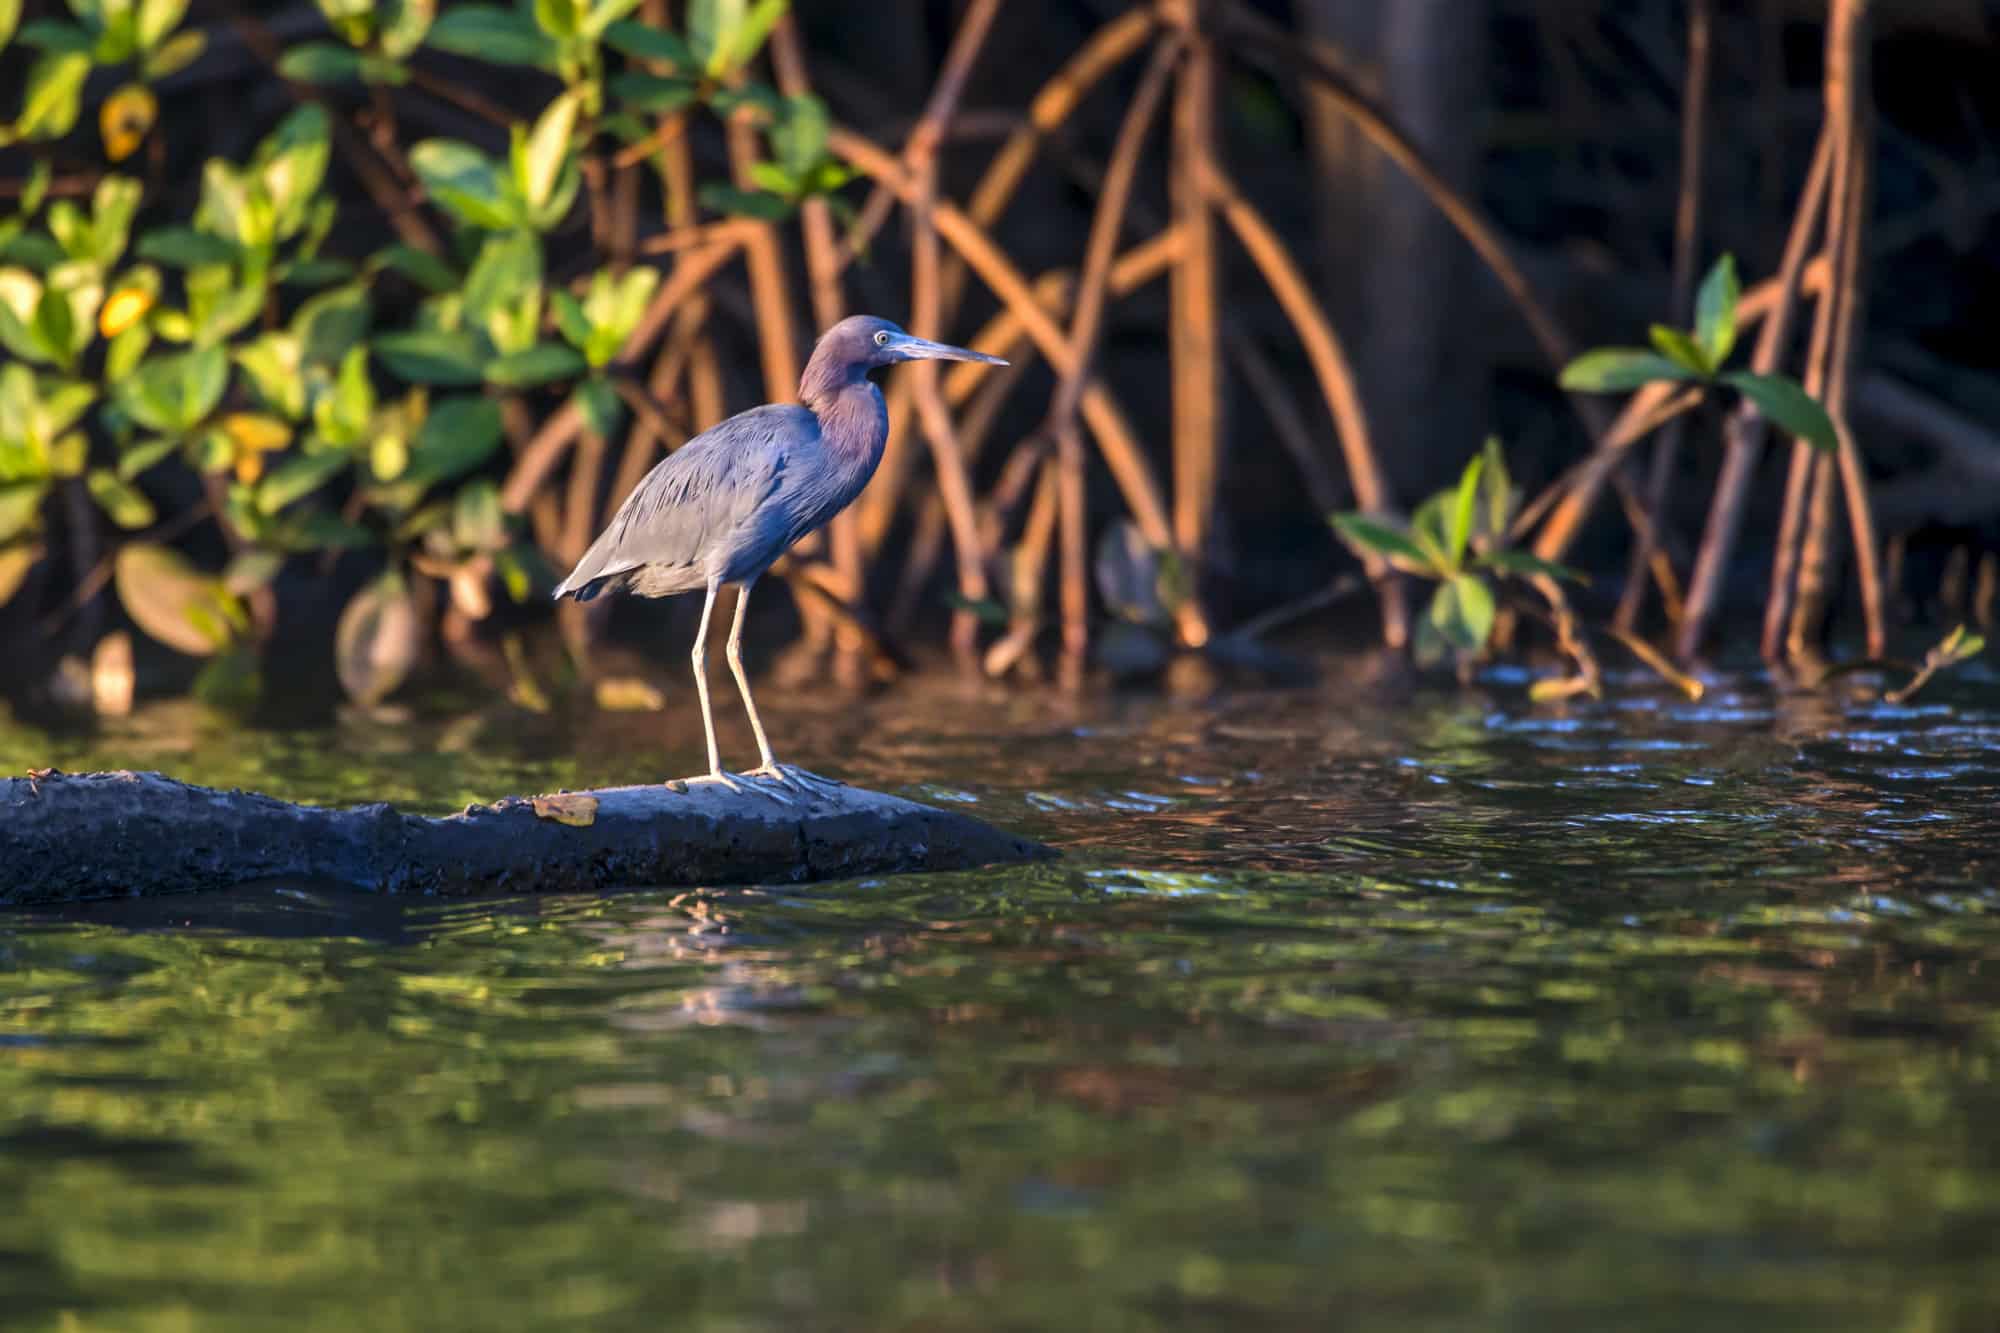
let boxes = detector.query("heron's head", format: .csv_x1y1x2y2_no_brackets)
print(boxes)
803,316,1007,400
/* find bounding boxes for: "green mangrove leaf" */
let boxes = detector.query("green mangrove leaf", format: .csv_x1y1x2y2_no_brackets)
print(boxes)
406,394,503,484
485,342,586,387
532,0,582,39
462,229,542,337
725,0,786,74
114,343,227,435
314,0,375,44
45,429,86,477
279,41,368,83
1447,453,1484,568
184,262,264,346
35,376,94,443
606,71,698,114
427,5,555,66
15,19,91,54
1330,512,1433,576
1430,573,1495,653
136,226,239,269
1694,253,1740,369
1560,347,1699,393
87,467,156,528
139,27,204,78
698,184,792,221
370,243,458,294
254,105,333,242
116,434,178,480
579,0,641,39
572,376,622,439
409,139,520,231
519,89,583,214
1478,547,1587,584
1480,435,1513,539
135,0,188,50
550,288,591,351
1410,491,1453,569
293,282,372,367
0,482,47,542
255,450,346,514
775,92,828,182
1724,371,1839,454
222,548,284,596
378,0,435,58
17,52,91,141
601,17,690,66
315,345,375,446
1648,323,1711,378
236,333,307,420
373,328,485,385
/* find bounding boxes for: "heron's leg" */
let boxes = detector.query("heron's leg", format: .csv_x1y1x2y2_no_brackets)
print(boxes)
728,580,843,796
724,579,778,771
679,579,741,793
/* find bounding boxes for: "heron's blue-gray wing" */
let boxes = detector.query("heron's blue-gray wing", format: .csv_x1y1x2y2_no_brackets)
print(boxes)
553,405,811,599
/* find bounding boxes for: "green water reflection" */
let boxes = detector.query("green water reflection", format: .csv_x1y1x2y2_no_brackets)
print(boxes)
3,668,1999,1330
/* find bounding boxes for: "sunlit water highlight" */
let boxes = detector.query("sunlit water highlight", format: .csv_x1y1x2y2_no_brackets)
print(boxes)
2,664,1998,1331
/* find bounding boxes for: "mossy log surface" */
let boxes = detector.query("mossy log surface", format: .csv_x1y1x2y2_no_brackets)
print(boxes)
0,770,1053,906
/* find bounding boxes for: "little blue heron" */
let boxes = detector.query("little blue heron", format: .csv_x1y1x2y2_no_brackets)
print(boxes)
553,315,1006,795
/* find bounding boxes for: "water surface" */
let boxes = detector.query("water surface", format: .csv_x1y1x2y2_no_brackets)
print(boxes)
3,665,1998,1331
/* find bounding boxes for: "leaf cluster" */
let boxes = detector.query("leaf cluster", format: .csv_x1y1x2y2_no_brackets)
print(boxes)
1333,439,1584,665
0,0,848,705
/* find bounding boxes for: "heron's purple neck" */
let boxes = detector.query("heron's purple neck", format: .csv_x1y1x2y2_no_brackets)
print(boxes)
803,376,888,470
800,356,889,468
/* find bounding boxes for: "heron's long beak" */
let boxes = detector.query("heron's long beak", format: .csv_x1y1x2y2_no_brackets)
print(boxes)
893,335,1007,366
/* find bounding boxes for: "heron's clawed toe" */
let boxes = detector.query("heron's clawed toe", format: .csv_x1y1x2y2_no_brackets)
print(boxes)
752,763,843,794
678,771,747,795
741,770,798,805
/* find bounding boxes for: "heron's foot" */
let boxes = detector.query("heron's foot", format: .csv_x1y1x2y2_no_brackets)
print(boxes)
669,770,746,795
746,763,845,796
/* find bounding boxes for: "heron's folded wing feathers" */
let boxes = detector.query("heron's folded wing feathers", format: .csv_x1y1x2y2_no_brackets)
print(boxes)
556,406,802,594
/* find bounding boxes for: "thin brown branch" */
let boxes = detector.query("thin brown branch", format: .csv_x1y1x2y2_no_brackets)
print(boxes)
770,15,869,683
1168,31,1220,644
1197,155,1405,646
833,0,1007,273
1617,0,1712,633
939,5,1159,312
1047,38,1185,662
829,127,1178,558
1675,124,1834,659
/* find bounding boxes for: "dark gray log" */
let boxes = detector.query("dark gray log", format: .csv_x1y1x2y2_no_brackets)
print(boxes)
0,770,1053,906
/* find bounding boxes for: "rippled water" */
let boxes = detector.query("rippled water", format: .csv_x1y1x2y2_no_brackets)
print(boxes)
3,662,1998,1331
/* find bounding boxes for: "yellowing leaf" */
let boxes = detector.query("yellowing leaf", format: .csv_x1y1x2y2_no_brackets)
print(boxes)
99,83,158,162
98,285,153,337
530,792,598,827
113,541,240,657
593,676,665,711
0,542,41,608
335,573,421,704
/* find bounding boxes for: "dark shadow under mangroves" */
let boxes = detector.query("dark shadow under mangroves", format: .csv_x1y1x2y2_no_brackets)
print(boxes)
2,659,1999,1331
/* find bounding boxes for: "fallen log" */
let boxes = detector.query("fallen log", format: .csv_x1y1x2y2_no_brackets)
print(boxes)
0,770,1053,906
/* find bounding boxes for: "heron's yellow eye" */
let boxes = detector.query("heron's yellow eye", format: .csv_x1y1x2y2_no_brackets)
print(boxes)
874,331,890,346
